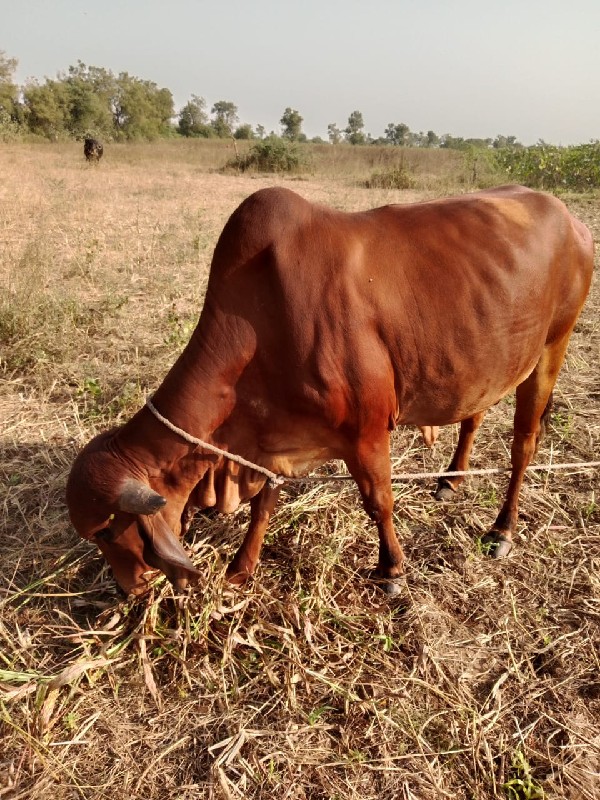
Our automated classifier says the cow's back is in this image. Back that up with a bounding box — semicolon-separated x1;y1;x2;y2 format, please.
205;186;593;428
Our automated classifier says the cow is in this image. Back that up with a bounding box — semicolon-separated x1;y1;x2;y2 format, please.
84;137;103;163
66;185;593;597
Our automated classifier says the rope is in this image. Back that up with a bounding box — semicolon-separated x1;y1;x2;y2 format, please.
145;396;285;487
146;396;599;487
326;461;600;483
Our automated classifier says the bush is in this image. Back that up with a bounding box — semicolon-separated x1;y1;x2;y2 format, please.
363;164;414;189
0;110;24;142
495;143;600;191
230;135;310;173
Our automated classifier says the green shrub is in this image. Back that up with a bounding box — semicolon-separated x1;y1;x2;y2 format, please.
460;146;504;187
0;110;23;142
363;164;415;189
230;135;310;173
495;142;600;191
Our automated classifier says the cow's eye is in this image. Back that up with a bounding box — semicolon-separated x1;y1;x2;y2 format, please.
95;527;114;543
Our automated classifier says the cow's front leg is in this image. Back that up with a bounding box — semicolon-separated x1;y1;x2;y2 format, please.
346;433;404;595
226;482;282;585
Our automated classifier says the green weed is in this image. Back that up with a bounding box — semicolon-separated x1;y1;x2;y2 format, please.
503;750;544;799
164;307;195;348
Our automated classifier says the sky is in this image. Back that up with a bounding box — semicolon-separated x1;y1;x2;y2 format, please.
2;0;599;145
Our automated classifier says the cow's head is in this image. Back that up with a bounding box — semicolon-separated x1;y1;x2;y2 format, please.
66;432;201;595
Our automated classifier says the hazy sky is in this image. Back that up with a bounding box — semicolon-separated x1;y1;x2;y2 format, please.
3;0;599;144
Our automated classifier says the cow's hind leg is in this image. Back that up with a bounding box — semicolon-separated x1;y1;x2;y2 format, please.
345;433;405;595
226;483;281;585
536;392;553;453
482;341;567;558
435;411;486;501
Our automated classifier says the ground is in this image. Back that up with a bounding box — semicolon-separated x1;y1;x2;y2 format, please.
0;142;599;800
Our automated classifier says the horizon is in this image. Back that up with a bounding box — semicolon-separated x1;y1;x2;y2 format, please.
3;0;599;146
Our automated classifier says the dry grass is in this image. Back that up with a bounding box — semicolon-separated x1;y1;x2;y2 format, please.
1;143;599;800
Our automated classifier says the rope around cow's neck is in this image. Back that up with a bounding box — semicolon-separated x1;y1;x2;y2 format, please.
145;396;600;487
145;396;285;487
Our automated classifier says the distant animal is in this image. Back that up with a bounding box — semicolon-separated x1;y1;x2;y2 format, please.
84;137;103;163
66;185;593;597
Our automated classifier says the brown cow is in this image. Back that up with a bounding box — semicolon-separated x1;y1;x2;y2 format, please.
66;186;593;596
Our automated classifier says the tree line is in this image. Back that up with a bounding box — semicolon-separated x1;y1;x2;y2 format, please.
0;52;527;150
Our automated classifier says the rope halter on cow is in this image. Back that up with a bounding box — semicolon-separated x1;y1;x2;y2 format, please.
146;396;600;488
145;396;285;488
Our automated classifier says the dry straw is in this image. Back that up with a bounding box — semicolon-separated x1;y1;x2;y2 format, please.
1;143;599;800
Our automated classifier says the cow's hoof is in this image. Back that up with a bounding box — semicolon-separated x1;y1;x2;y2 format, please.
368;570;403;596
480;532;513;559
381;579;403;596
434;481;456;502
225;566;252;586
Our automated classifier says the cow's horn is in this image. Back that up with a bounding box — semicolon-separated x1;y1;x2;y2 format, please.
118;478;167;515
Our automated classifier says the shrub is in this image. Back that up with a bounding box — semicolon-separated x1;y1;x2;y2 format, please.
495;142;600;191
230;135;310;173
460;146;504;187
363;164;415;189
0;110;23;142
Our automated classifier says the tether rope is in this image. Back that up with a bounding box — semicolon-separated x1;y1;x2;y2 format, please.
331;462;600;482
146;396;285;487
146;396;600;487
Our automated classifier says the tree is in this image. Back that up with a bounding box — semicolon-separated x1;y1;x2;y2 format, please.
23;79;72;139
345;110;366;145
0;51;19;118
493;134;521;149
234;123;255;140
23;63;174;141
280;107;303;141
327;123;342;145
465;137;493;149
406;131;424;147
440;134;467;150
178;95;212;137
425;130;440;148
211;100;238;137
112;73;174;140
62;62;115;138
385;122;410;146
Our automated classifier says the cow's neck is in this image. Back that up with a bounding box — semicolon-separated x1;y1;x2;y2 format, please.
117;299;258;489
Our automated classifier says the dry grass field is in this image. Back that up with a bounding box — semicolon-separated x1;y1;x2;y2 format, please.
1;141;599;800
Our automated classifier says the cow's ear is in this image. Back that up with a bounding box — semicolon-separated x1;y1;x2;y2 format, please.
138;513;201;585
118;479;166;516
